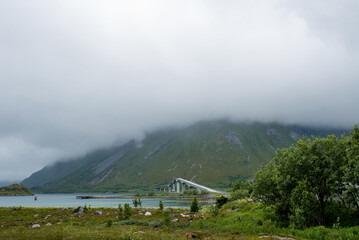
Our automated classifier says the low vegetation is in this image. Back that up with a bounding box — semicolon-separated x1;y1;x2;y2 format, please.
0;184;33;196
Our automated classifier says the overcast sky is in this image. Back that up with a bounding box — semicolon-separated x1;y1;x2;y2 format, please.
0;0;358;181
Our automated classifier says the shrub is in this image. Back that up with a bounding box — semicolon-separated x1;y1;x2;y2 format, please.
191;197;199;213
118;204;124;220
159;200;164;210
216;196;228;209
124;203;132;220
106;220;113;228
209;205;219;217
230;189;250;201
133;199;138;208
162;211;171;226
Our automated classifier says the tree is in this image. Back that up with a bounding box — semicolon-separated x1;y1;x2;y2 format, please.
253;134;347;227
343;124;359;211
190;197;199;213
230;180;253;201
133;199;138;208
159;200;164;210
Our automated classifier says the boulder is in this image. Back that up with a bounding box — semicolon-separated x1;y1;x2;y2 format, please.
95;211;103;215
78;207;84;213
144;211;152;216
45;223;52;226
31;224;40;228
180;213;190;218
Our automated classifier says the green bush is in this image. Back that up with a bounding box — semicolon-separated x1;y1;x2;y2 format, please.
124;203;132;220
230;189;250;201
106;219;113;228
118;204;124;220
209;205;219;217
191;197;199;213
215;196;228;209
162;211;171;226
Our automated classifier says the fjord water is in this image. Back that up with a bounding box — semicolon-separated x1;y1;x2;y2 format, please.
0;194;210;208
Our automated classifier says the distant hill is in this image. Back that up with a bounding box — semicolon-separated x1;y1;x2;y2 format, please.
21;120;348;193
0;184;34;196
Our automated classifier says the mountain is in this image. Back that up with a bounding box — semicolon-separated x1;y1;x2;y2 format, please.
21;120;348;193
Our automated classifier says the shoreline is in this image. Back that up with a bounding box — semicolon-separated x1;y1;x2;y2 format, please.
76;194;217;201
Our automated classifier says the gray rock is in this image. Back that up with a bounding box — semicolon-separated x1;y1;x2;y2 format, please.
44;215;51;219
144;211;152;216
31;224;40;228
95;211;103;215
45;223;52;226
78;207;84;213
33;214;39;218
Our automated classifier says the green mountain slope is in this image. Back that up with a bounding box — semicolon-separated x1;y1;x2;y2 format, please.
21;121;347;193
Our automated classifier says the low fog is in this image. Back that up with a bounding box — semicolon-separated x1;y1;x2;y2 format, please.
0;0;358;181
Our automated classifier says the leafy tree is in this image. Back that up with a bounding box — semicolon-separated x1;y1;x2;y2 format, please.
343;124;359;211
138;198;142;207
133;199;138;208
252;161;279;205
159;200;164;210
230;180;252;201
231;180;253;194
190;197;199;213
254;134;347;227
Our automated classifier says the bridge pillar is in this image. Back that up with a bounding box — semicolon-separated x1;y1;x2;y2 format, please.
172;182;175;192
168;186;171;193
176;181;180;193
182;183;186;193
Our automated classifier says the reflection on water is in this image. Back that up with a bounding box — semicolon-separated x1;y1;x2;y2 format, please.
0;194;213;208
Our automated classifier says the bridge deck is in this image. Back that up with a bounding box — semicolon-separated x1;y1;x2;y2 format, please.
173;178;224;194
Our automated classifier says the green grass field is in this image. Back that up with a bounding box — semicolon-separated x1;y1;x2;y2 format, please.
1;199;358;239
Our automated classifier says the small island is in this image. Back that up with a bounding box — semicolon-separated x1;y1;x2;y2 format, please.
0;184;34;196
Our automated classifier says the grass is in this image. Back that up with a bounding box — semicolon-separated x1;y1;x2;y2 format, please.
192;199;359;240
1;200;359;239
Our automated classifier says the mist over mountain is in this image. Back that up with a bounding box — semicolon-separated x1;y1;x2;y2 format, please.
22;120;348;193
1;1;359;181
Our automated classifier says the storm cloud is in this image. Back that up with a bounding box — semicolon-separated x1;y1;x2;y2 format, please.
0;0;358;180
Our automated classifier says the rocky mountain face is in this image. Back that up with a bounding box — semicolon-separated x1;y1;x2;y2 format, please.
21;120;347;193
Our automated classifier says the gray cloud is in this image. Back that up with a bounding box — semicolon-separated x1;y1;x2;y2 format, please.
0;0;358;180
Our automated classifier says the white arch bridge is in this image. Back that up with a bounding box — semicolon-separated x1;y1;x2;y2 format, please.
156;178;224;194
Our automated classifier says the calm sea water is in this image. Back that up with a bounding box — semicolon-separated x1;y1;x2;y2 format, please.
0;194;212;208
